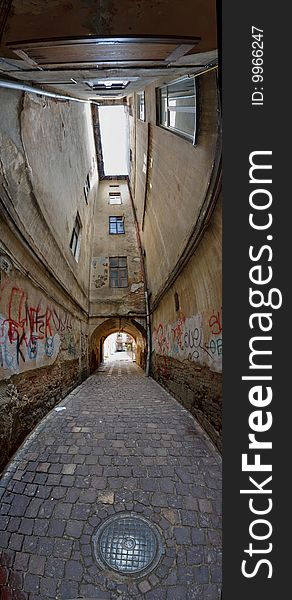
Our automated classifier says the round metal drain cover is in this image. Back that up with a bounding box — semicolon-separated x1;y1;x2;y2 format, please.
93;513;163;576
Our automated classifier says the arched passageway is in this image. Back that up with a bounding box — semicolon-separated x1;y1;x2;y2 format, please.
103;332;136;362
89;317;147;373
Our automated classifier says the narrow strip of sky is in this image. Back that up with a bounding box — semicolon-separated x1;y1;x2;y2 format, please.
99;105;129;176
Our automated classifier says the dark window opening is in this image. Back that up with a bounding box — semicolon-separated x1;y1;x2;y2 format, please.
174;292;180;312
84;173;91;203
109;216;125;235
109;256;128;288
70;214;82;261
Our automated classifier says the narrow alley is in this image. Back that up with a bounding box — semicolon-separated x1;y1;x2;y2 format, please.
0;2;221;599
0;357;221;599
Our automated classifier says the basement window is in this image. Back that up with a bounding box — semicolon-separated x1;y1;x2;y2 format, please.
109;216;125;235
109;257;128;288
70;214;82;262
109;191;122;205
157;77;197;143
137;91;145;121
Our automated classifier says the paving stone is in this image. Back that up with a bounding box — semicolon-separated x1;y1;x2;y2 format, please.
193;565;210;584
23;536;38;553
53;503;72;519
174;526;192;545
198;499;213;513
37;538;54;556
8;496;30;517
64;559;84;581
167;586;187;599
45;557;65;578
138;579;152;594
33;519;49;536
28;555;46;576
59;579;79;598
23;573;40;593
65;519;84;538
14;551;30;571
70;503;91;520
53;538;73;559
39;577;58;598
9;533;24;551
48;519;66;537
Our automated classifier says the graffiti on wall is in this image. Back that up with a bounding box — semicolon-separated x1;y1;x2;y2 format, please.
0;285;78;375
153;308;222;372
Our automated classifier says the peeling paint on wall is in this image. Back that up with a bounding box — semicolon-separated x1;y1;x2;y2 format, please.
131;282;144;293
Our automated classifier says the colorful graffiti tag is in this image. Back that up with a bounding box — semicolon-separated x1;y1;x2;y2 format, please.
0;285;76;375
153;309;222;372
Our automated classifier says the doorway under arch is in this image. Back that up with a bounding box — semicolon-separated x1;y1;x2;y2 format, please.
89;317;147;373
103;332;136;363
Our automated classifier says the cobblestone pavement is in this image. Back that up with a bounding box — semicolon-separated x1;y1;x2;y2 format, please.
0;359;222;600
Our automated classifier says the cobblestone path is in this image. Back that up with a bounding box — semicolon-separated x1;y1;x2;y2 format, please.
0;359;222;600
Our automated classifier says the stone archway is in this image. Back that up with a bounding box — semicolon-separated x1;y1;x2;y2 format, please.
89;317;147;372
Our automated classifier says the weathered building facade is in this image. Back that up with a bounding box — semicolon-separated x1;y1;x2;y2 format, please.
0;87;98;470
88;178;147;371
129;70;222;450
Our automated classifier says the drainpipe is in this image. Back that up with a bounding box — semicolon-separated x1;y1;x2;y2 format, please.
144;289;151;377
0;79;90;104
127;177;151;376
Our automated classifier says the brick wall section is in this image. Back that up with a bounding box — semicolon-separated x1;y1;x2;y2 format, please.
0;357;82;473
151;353;222;452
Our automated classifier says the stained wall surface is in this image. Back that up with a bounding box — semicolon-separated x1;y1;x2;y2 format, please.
89;179;145;318
0;88;98;470
151;198;222;449
129;70;222;450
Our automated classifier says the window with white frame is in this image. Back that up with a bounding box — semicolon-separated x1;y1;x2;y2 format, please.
70;214;82;261
109;191;122;204
157;77;197;143
137;91;145;121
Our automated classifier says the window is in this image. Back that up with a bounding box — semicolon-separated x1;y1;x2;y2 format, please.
70;214;82;261
109;216;125;235
109;257;128;288
137;91;145;121
86;80;129;92
157;77;197;142
109;191;122;205
84;173;90;203
174;292;180;312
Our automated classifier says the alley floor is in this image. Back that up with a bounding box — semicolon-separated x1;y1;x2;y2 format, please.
0;359;222;600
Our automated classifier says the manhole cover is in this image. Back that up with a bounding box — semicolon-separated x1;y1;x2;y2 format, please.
93;513;163;576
